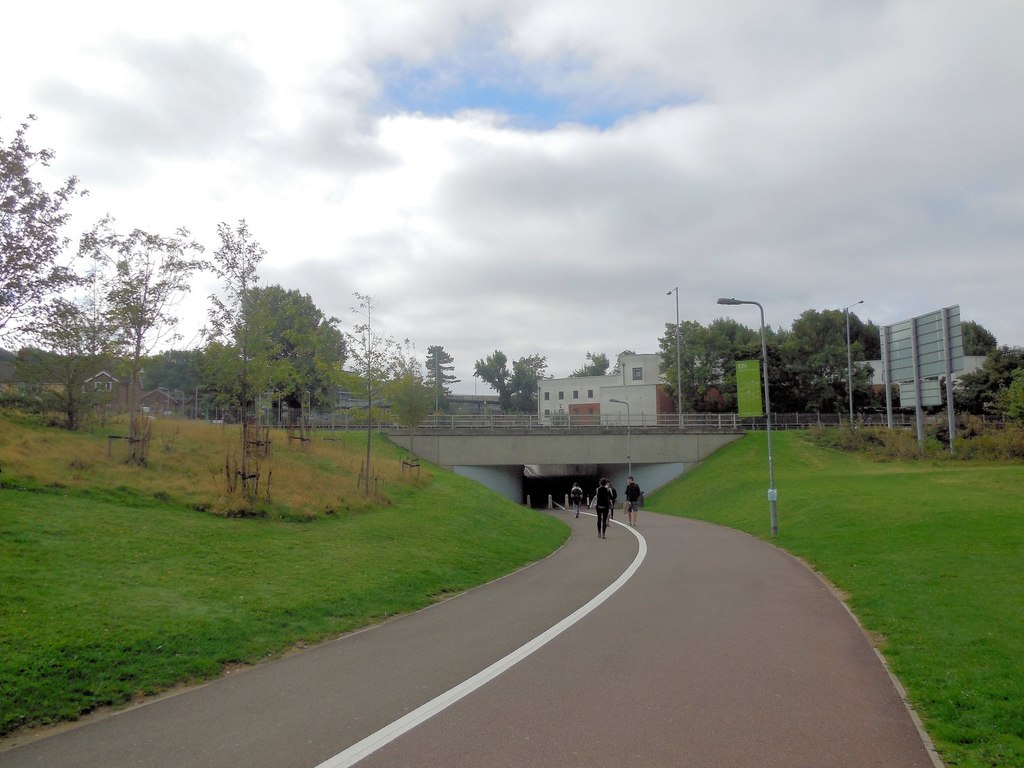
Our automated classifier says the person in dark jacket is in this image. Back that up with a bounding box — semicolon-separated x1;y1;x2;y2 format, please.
625;475;642;527
592;478;612;538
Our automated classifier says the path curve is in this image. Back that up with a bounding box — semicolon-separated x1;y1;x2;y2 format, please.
0;510;941;767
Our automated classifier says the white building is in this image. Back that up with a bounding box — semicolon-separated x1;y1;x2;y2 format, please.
537;353;672;426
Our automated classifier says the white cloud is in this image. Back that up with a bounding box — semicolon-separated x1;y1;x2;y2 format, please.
2;0;1022;393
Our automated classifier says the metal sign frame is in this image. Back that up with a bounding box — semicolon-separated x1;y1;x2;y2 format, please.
880;305;962;450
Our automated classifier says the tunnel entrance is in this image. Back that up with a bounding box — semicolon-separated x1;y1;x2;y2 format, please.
522;465;615;509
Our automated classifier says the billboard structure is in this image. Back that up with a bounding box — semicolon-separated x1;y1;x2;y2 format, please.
879;305;963;449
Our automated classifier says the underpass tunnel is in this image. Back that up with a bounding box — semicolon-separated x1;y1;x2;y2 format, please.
522;464;617;509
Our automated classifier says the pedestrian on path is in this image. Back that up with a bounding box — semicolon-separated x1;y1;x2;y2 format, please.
570;482;583;518
592;478;612;538
608;481;617;520
625;475;642;527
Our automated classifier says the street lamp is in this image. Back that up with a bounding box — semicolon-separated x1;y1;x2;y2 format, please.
667;287;681;428
717;297;777;537
844;300;864;427
609;398;632;478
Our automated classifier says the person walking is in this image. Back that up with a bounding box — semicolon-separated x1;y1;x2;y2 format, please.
608;481;618;520
570;482;583;518
625;475;642;527
592;478;612;538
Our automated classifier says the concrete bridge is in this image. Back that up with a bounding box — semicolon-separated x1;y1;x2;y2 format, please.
388;427;743;506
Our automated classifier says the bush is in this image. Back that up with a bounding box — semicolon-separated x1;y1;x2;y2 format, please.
808;418;1024;461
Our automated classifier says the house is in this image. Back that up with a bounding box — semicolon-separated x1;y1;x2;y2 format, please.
138;387;185;416
537;353;673;426
84;371;130;412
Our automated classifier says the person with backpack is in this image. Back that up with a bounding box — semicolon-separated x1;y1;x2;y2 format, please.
569;482;583;518
592;478;613;538
625;475;642;527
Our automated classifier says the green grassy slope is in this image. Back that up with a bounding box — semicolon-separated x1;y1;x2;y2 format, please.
647;431;1024;768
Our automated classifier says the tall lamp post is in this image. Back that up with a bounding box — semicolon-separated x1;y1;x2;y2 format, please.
717;297;777;537
666;287;682;428
844;300;864;427
609;398;632;478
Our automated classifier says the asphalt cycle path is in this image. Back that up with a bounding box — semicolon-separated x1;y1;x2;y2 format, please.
1;509;941;768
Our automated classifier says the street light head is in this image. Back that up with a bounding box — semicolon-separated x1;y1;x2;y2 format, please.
609;398;625;404
717;297;742;305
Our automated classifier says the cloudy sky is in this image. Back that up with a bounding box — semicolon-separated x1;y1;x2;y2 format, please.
3;1;1022;393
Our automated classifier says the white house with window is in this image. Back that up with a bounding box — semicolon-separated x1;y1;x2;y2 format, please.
537;353;672;425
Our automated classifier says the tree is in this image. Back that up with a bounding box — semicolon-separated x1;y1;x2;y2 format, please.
204;219;267;419
961;320;998;357
570;352;610;378
346;293;399;495
658;318;760;412
474;350;512;411
955;346;1024;415
18;293;118;429
388;341;434;454
1;115;85;342
204;219;267;500
994;368;1024;423
81;217;206;461
779;310;857;413
610;351;636;375
509;354;548;413
424;344;459;412
474;351;548;413
243;285;347;416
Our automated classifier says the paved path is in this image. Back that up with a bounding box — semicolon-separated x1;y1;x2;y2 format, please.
1;510;941;767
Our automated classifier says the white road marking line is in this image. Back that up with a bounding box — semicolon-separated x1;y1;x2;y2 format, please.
313;518;647;768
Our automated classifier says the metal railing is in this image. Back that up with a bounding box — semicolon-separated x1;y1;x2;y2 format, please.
397;412;912;431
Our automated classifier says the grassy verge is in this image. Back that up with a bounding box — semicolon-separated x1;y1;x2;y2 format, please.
0;416;567;738
646;430;1024;768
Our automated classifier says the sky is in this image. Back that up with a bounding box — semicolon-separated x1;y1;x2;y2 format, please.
3;1;1023;394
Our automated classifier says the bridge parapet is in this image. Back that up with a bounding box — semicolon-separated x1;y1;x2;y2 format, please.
388;429;743;468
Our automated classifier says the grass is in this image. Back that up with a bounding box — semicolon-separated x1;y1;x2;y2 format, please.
0;413;568;738
646;430;1024;768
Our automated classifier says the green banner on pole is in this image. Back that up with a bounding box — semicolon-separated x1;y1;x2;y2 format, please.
736;360;763;417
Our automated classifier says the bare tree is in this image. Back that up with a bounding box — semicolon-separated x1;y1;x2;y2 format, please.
205;220;267;500
346;293;399;495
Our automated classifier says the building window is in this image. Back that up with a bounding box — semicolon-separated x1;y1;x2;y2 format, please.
95;381;112;392
588;389;594;398
632;367;643;381
558;391;564;400
544;409;551;417
572;390;579;399
544;392;550;401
